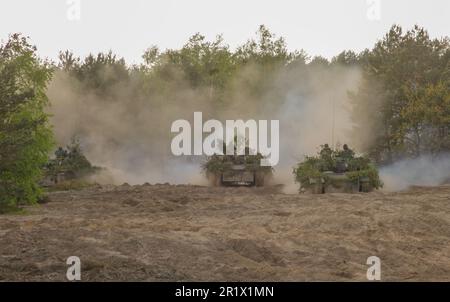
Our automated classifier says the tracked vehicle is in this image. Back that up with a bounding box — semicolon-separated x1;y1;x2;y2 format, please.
41;141;100;187
204;151;272;187
293;144;382;194
203;135;273;187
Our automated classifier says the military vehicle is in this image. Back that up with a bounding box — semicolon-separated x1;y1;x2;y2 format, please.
293;144;382;194
41;141;100;187
203;136;273;187
204;153;270;187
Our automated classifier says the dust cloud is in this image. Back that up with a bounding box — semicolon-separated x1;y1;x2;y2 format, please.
379;154;450;191
46;63;362;188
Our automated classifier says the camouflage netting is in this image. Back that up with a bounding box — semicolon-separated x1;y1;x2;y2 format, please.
202;138;273;175
202;152;273;174
43;139;101;183
293;144;383;191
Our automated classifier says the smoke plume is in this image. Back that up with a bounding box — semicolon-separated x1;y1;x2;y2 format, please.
379;154;450;191
46;62;362;189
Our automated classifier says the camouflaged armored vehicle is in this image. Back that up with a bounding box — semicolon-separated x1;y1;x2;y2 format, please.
293;144;382;194
41;141;100;187
203;147;272;187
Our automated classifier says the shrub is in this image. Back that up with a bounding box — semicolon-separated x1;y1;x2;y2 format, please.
0;34;54;212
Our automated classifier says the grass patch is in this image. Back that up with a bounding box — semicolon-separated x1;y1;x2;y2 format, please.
44;179;94;192
0;204;29;215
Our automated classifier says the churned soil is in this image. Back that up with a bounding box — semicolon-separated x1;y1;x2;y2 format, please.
1;183;449;281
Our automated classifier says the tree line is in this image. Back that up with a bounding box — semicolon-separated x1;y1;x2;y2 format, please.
0;25;449;211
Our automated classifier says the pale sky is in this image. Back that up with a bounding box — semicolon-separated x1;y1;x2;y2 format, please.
0;0;449;64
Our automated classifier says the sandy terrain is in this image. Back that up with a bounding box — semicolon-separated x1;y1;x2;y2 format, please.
0;183;449;281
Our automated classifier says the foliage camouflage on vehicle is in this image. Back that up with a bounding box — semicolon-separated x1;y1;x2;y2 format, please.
203;153;272;173
43;139;101;184
293;144;383;193
202;138;273;186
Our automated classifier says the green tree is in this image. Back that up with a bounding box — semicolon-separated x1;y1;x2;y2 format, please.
59;50;129;95
331;50;359;66
0;34;54;212
350;25;450;162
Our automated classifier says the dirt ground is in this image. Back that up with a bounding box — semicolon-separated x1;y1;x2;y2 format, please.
1;183;449;281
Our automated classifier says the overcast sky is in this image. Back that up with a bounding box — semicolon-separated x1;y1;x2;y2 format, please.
0;0;449;64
